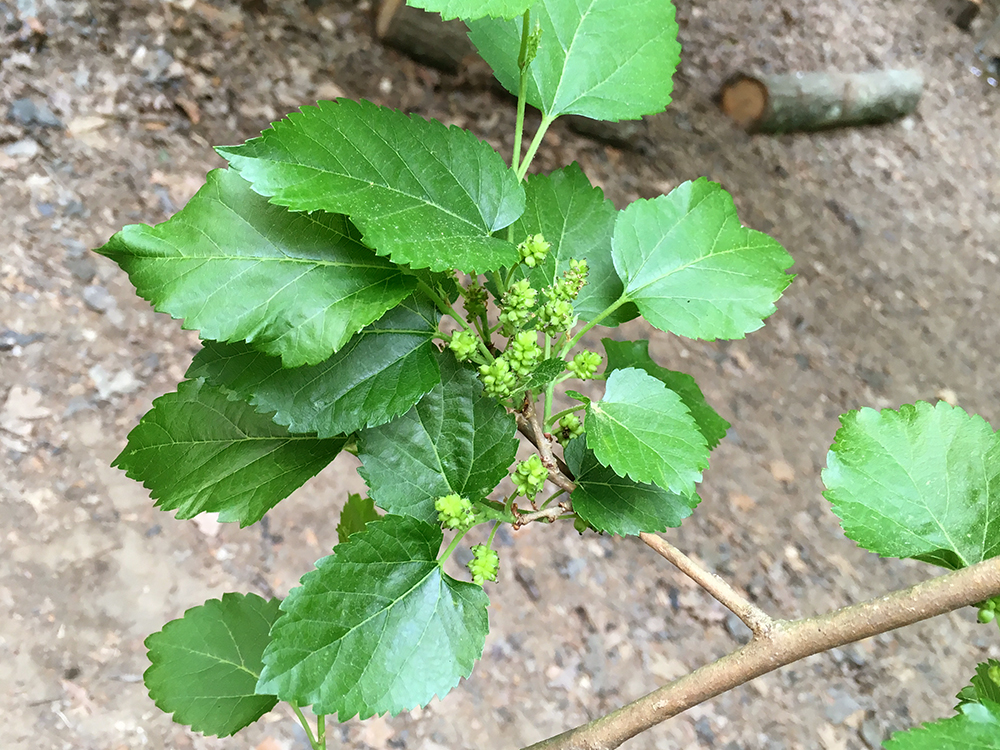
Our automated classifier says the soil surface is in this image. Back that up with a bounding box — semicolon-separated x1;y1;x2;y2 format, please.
3;1;1000;749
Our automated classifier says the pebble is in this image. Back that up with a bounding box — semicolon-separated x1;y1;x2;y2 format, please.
82;285;115;313
694;717;715;746
8;97;64;128
859;718;883;749
824;687;862;724
64;256;97;282
4;139;39;158
88;364;143;399
0;329;43;350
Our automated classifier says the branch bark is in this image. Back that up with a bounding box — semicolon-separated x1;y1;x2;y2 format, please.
522;554;1000;750
639;533;774;636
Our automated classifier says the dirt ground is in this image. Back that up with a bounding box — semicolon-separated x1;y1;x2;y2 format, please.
3;0;1000;748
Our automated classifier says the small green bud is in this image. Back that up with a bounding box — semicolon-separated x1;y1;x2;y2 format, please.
449;330;478;361
979;607;997;624
498;279;537;334
556;413;584;444
547;259;589;303
508;330;542;376
512;454;547;499
517;234;550;268
463;280;488;318
468;544;500;585
538;297;576;335
567;350;602;380
573;516;590;534
479;357;516;398
435;493;475;530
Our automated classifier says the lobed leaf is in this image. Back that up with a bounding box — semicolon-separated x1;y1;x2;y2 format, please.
144;593;281;737
509;164;637;326
96;168;414;368
358;351;519;521
584;368;709;496
217;99;524;273
823;401;1000;569
257;515;489;718
565;438;699;536
467;0;681;121
883;700;1000;750
336;493;381;543
114;379;346;527
613;178;793;341
602;338;729;448
406;0;533;20
957;660;1000;708
187;296;442;438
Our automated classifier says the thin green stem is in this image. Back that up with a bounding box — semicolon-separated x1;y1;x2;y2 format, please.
512;10;532;173
486;520;501;548
503;490;517;517
317;714;326;749
543;338;554;423
417;280;468;331
546;405;584;429
539;487;567;510
291;705;321;750
491;269;507;299
516;114;556;181
560;294;629;358
438;527;471;564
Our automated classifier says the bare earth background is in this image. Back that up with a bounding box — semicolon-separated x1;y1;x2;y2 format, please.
3;0;1000;748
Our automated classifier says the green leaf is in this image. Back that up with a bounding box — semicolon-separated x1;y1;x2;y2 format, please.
96;168;414;368
144;593;281;737
257;515;489;718
358;352;519;522
585;368;709;496
468;0;681;120
217;99;523;273
602;338;730;448
509;164;637;326
565;438;699;536
958;661;1000;708
613;178;793;341
187;296;442;438
884;700;1000;750
337;493;381;543
406;0;532;20
114;379;346;527
823;401;1000;569
513;356;567;399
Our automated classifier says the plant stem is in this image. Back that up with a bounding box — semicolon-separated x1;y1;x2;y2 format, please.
512;10;532;173
560;294;629;358
516;505;569;525
437;527;470;564
416;279;467;331
317;714;326;749
516;114;556;181
640;533;773;636
520;553;1000;750
546;405;584;430
542;338;554;423
515;409;576;493
291;705;321;750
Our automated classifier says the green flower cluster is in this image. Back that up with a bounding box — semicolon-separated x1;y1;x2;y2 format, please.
498;279;537;334
479;358;516;398
979;596;1000;624
538;259;589;336
507;331;541;376
567;350;602;380
435;493;475;530
468;545;500;585
555;413;584;444
517;234;551;268
449;330;478;362
512;454;547;499
463;279;488;318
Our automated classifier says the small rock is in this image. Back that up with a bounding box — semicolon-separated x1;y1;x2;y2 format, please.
4;139;39;159
0;330;43;350
7;98;62;128
62;238;88;258
64;256;97;282
62;396;93;419
825;687;862;724
82;285;115;313
88;364;143;399
769;459;796;483
514;564;541;602
859;718;882;749
63;200;86;218
724;613;752;644
694;717;715;746
1;385;52;437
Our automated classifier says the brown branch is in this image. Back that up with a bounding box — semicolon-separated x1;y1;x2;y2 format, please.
515;410;576;493
521;554;1000;750
639;533;774;636
514;504;571;527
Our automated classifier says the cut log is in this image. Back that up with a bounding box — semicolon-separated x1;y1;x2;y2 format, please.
719;70;923;133
375;0;474;73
